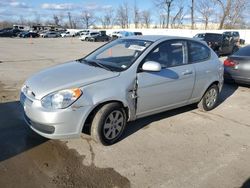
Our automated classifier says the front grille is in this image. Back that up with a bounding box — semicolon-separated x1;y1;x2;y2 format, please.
24;114;55;134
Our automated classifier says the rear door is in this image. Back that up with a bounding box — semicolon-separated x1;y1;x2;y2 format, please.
136;40;195;116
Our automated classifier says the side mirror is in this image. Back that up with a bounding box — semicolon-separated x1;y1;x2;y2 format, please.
142;61;161;72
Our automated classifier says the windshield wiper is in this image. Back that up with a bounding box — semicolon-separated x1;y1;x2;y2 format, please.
81;59;112;71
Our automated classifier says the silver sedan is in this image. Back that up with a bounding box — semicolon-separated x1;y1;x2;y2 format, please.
20;35;223;145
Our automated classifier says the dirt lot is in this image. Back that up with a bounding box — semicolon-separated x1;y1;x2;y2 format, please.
0;38;250;188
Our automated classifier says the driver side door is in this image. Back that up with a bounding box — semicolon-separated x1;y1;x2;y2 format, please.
136;40;195;117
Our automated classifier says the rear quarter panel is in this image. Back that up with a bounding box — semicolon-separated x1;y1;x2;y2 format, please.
190;51;223;103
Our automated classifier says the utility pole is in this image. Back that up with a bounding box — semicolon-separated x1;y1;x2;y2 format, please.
191;0;194;29
165;0;173;29
68;12;73;29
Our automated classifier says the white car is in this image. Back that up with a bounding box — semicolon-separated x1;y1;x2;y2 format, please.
79;31;99;41
61;31;73;37
112;31;135;39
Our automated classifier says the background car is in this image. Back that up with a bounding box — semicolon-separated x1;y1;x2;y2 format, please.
19;31;39;38
224;45;250;85
223;31;240;43
0;28;12;33
79;31;99;41
194;32;239;56
0;28;21;37
134;32;143;36
111;31;135;40
42;31;60;38
88;31;110;42
61;31;75;37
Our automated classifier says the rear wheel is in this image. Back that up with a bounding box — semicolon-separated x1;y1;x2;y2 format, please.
91;103;127;145
198;85;219;111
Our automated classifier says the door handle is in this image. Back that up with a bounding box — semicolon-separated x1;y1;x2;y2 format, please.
182;70;193;75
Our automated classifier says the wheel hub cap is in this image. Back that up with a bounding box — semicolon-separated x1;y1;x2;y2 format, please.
103;110;124;140
205;88;217;108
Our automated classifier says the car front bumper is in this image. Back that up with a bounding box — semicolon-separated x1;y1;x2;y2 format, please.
20;92;92;139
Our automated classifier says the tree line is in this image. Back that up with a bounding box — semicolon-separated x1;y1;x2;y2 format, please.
0;0;249;30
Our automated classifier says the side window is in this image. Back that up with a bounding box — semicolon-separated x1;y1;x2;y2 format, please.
144;40;187;68
188;42;210;63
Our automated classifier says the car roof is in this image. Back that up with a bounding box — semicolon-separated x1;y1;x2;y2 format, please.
123;35;203;42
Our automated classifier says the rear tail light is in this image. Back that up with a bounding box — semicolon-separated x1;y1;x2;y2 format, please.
224;59;237;67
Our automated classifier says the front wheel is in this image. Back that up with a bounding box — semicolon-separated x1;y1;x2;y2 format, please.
198;85;219;111
91;103;127;145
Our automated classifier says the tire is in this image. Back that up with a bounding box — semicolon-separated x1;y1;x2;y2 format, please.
91;103;127;145
198;85;219;111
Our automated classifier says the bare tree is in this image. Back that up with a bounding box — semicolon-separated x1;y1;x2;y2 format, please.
213;0;232;29
81;10;96;29
53;15;60;26
0;21;14;29
155;0;174;28
19;15;27;25
225;0;247;28
159;13;166;28
214;0;248;29
34;12;41;24
141;10;151;28
116;2;130;28
171;6;185;28
133;1;140;28
100;7;114;29
196;0;215;29
68;12;73;29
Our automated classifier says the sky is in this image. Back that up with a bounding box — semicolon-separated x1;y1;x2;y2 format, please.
0;0;158;23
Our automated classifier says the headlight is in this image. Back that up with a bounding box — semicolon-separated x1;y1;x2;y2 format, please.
41;88;82;109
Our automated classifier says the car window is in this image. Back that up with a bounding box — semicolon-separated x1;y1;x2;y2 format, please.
144;40;187;68
204;34;222;42
188;41;210;63
90;32;99;36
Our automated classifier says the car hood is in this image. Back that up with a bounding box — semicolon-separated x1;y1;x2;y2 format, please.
25;60;120;99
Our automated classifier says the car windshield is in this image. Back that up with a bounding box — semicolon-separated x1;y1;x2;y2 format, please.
82;39;152;72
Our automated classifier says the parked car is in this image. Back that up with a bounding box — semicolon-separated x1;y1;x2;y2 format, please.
0;28;12;32
224;45;250;85
222;31;245;45
134;32;143;36
61;31;76;37
0;28;21;37
19;31;39;38
79;31;99;41
223;31;240;42
194;33;239;56
77;29;91;36
61;31;72;37
88;31;110;42
0;30;13;37
111;31;135;40
20;35;223;145
42;31;60;38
